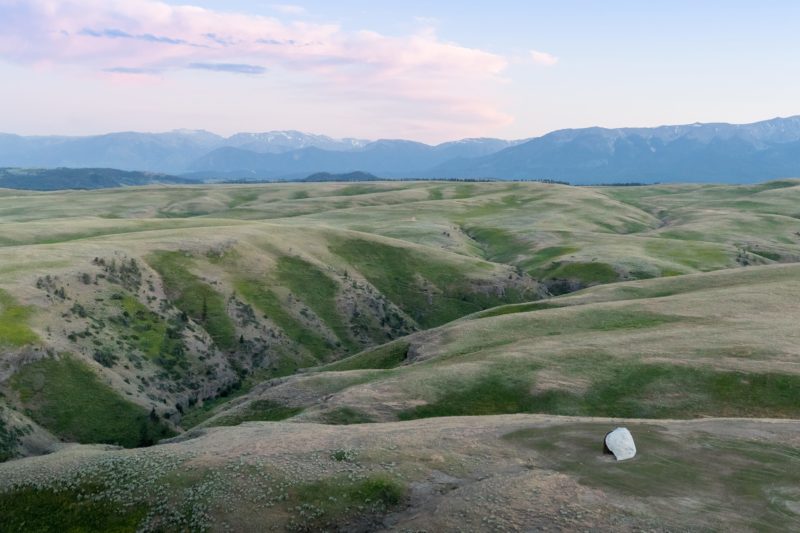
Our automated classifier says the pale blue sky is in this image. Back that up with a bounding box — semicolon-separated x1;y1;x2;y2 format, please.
1;1;798;142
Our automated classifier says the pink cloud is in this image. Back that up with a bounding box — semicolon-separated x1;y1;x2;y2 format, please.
0;0;512;137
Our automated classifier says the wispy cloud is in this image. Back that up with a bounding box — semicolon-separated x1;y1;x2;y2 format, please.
0;0;512;137
79;27;200;46
256;38;301;46
104;66;161;74
531;49;559;66
188;62;266;74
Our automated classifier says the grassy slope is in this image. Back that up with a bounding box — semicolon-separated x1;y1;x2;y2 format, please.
230;263;800;423
275;255;358;350
329;237;528;328
10;356;174;447
147;251;236;351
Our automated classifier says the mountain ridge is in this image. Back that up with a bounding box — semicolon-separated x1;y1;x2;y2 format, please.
433;115;800;183
2;116;800;183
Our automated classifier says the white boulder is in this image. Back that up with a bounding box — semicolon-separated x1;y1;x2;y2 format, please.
604;427;636;461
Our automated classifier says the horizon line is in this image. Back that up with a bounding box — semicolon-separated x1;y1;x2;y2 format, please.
3;113;799;146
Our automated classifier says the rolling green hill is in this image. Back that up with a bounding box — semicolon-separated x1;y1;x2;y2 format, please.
221;262;800;426
2;180;800;449
1;180;800;530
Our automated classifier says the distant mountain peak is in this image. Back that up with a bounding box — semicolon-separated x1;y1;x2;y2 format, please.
226;130;370;153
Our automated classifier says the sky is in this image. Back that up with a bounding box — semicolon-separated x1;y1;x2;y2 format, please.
0;0;799;143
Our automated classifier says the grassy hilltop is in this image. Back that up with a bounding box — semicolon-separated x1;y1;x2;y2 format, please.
1;180;800;530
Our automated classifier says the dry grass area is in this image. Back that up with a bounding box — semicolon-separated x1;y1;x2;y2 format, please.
1;415;798;531
2;180;800;530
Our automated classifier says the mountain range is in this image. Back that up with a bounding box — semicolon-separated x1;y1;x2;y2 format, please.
2;116;800;183
433;116;800;183
0;130;373;174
